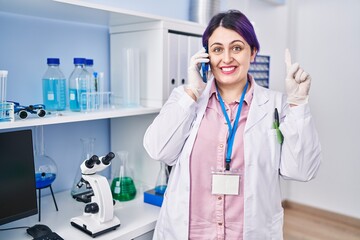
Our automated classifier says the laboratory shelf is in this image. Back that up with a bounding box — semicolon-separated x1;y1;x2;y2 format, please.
0;0;204;29
0;190;160;240
0;107;160;130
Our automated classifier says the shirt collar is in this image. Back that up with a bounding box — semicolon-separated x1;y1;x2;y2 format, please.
208;75;255;105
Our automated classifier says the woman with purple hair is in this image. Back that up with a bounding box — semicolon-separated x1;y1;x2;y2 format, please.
144;10;321;240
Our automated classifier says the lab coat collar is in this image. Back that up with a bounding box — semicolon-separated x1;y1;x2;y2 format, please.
244;81;269;133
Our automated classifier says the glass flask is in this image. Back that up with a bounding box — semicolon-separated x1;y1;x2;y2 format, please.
155;162;169;195
111;151;137;201
71;138;95;200
33;126;57;189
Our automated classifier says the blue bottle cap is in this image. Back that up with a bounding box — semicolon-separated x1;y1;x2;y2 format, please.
73;58;86;65
47;58;60;65
85;59;94;66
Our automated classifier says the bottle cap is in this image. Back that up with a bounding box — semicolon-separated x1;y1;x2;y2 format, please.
73;58;86;65
85;59;94;66
0;70;8;77
47;58;60;65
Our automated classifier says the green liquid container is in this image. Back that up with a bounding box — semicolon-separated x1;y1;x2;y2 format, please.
111;151;137;201
111;176;137;201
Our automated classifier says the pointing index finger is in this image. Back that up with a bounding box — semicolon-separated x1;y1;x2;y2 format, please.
285;48;292;70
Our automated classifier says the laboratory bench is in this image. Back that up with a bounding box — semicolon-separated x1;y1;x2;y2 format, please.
0;190;160;240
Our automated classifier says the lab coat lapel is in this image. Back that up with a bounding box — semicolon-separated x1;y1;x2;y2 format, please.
245;85;269;133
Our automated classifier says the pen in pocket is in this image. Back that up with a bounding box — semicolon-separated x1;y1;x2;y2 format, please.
273;108;283;144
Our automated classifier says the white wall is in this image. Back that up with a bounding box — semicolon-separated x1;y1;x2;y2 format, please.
286;0;360;219
228;0;360;219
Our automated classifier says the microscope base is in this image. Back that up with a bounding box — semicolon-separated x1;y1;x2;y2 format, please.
71;215;120;238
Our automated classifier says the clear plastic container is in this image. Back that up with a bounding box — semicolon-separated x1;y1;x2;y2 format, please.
42;58;66;111
69;58;90;112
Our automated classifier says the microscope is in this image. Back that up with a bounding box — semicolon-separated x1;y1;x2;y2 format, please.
71;152;121;237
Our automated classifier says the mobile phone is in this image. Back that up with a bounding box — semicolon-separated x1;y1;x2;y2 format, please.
201;45;209;83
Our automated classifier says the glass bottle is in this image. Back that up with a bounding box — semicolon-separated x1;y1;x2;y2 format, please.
42;58;66;111
111;151;137;201
155;162;169;195
69;58;90;112
71;138;95;200
34;126;57;189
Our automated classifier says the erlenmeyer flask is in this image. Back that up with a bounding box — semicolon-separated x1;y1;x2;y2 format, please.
111;151;136;201
155;162;169;195
34;126;57;189
71;138;95;201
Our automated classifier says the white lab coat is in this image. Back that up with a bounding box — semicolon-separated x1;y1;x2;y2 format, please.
144;78;321;240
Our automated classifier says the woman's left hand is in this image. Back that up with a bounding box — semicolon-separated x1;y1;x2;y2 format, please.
285;48;312;105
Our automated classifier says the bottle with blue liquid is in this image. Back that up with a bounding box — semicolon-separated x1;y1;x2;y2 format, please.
42;58;66;111
69;58;90;111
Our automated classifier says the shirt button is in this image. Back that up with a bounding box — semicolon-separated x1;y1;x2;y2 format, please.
218;222;223;226
219;144;224;148
218;196;222;200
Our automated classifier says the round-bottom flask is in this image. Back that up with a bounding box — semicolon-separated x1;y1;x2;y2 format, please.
111;151;136;201
34;126;57;189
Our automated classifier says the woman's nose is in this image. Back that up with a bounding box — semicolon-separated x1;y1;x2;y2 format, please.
222;50;233;64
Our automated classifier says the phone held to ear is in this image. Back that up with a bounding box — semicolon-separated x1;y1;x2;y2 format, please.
201;46;209;83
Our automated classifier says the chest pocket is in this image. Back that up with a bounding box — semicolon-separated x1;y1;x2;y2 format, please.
267;129;281;170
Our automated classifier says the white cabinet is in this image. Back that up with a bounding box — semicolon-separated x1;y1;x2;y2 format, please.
110;21;204;108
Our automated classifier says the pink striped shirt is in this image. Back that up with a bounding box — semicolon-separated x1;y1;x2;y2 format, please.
189;78;254;240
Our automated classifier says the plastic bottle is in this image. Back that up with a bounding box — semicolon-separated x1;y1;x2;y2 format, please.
69;58;90;111
42;58;66;111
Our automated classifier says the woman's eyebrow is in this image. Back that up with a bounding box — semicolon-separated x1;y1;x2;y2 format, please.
210;40;245;47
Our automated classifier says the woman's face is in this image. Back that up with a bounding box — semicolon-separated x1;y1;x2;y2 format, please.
208;26;256;86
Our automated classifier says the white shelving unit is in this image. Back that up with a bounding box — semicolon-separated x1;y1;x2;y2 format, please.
0;1;205;238
0;107;160;130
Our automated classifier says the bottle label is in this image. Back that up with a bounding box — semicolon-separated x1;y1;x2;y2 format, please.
47;92;55;101
70;92;76;100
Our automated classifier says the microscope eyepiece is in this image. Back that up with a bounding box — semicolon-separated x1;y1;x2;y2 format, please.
102;152;115;165
85;155;99;168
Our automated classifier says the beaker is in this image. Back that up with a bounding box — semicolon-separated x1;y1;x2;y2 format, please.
155;162;169;195
110;150;137;201
71;138;95;200
33;126;57;189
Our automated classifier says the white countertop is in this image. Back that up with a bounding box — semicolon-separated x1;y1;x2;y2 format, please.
0;190;160;240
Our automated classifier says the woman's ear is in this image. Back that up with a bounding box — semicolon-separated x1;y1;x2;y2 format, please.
251;48;258;62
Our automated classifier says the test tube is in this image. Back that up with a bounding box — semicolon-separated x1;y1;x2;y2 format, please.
0;70;13;122
0;70;8;104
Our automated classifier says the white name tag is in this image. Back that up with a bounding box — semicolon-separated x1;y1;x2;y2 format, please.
211;172;240;195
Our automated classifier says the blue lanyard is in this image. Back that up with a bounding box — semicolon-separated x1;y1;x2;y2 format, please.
216;81;249;171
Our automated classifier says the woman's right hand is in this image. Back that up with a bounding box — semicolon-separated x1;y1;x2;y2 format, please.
186;47;210;100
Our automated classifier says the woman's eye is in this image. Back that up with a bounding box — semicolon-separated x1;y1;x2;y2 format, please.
212;47;223;53
232;46;242;52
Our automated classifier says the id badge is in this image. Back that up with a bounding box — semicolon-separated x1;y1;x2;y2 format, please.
211;170;240;195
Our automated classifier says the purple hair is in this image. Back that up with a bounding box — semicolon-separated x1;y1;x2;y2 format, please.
202;10;260;54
